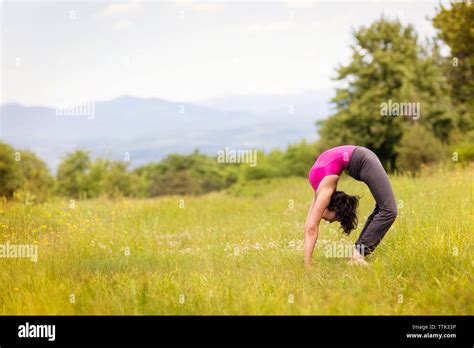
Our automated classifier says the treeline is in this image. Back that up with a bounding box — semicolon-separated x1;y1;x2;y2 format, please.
1;1;473;203
1;133;472;203
0;141;319;202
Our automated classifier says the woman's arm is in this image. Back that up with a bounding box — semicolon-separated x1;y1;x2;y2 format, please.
305;194;316;224
304;177;338;268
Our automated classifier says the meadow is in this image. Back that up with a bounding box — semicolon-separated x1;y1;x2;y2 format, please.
0;165;472;315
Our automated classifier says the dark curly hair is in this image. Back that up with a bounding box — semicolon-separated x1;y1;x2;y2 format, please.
327;191;359;234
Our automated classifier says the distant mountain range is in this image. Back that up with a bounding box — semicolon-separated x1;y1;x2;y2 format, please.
0;90;333;173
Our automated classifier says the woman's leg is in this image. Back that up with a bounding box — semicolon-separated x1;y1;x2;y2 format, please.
355;152;397;256
357;204;379;240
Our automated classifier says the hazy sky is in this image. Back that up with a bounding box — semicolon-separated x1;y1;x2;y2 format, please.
1;0;447;107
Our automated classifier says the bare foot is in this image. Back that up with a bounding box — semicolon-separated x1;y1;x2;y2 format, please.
349;248;368;266
348;258;369;267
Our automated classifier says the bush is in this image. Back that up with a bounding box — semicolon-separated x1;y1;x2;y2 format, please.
137;150;235;196
16;150;54;203
0;142;21;198
282;140;318;177
452;142;474;164
56;150;93;199
243;150;285;181
0;144;53;202
395;123;447;172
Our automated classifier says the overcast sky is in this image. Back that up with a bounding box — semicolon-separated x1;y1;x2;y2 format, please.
1;0;448;107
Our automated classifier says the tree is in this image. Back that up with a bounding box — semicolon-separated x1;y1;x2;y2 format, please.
243;150;285;181
137;150;233;196
395;123;447;172
102;161;138;198
433;0;474;132
87;158;108;198
16;150;54;202
317;18;454;170
0;144;53;202
56;150;92;198
282;140;318;177
0;142;21;198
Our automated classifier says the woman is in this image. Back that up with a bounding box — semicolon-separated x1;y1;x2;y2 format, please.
304;145;397;267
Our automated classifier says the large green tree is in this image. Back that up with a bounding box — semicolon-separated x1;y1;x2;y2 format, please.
318;18;454;170
433;0;474;132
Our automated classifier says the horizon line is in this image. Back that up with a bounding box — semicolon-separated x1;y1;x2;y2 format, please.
0;88;335;109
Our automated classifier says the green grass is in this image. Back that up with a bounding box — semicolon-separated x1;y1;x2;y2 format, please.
0;165;472;315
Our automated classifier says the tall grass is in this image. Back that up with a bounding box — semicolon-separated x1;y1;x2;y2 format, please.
0;166;472;314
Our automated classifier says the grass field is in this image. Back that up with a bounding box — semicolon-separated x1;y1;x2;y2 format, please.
0;166;472;315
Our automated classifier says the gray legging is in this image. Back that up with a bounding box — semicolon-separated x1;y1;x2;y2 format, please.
347;146;397;256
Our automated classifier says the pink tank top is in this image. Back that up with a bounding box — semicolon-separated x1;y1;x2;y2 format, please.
308;145;356;191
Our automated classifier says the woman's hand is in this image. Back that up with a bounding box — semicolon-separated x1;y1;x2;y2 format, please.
304;224;318;268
